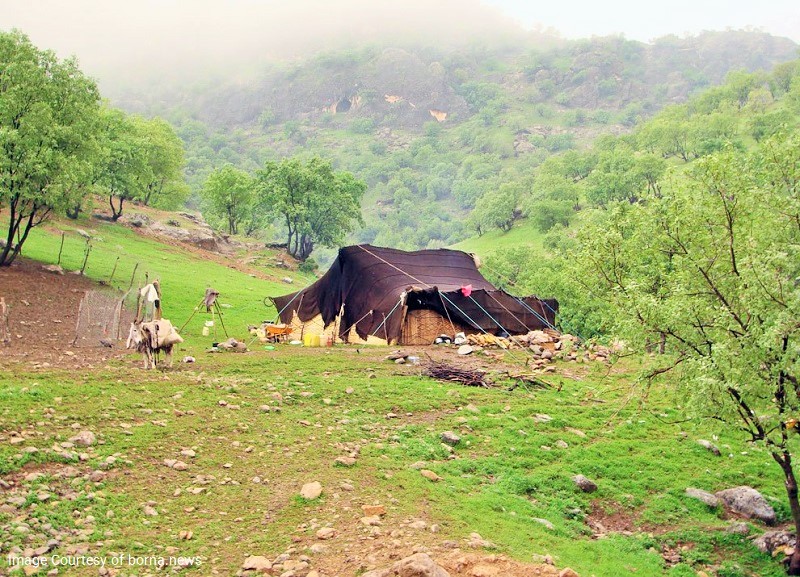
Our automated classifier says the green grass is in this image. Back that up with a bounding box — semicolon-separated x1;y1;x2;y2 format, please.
0;216;788;576
451;218;545;257
0;349;787;576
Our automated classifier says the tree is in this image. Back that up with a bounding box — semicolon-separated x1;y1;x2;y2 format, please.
200;165;254;235
574;135;800;573
0;30;101;266
133;116;188;209
257;157;365;261
468;184;521;233
96;108;150;221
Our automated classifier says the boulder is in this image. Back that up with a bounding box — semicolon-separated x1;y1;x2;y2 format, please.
715;486;776;525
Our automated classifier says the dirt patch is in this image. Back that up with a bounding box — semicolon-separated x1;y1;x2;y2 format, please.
0;258;128;369
586;500;640;536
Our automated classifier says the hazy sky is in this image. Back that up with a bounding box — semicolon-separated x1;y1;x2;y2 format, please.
483;0;800;43
1;0;797;85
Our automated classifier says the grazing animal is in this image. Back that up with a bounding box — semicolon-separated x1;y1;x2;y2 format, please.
126;319;183;369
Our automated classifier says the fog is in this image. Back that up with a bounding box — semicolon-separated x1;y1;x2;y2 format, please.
0;0;530;89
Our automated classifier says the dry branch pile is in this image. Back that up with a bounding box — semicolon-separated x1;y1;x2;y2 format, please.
424;362;491;388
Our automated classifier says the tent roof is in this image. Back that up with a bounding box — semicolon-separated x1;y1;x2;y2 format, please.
272;244;557;342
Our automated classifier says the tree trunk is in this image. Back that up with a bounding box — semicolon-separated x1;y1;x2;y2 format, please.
775;453;800;574
3;212;35;267
110;195;124;221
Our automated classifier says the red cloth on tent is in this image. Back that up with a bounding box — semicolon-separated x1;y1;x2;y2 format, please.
461;284;472;297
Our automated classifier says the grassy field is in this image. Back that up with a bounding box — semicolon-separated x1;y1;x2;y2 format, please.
0;345;787;577
451;218;545;257
0;217;789;576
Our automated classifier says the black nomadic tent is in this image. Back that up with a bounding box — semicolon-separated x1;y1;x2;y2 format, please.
271;244;558;345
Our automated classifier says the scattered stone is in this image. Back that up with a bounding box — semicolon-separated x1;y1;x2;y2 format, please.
309;543;327;554
180;449;196;458
685;488;720;508
531;414;552;424
242;555;272;572
533;518;555;530
726;522;750;535
457;345;474;356
420;470;442;482
142;505;159;517
361;515;382;526
715;486;776;525
409;520;427;530
361;553;450;577
440;431;461;446
182;356;195;363
565;427;587;438
572;475;598;493
70;431;96;447
554;439;569;449
362;504;386;517
316;527;336;540
697;439;721;456
470;565;500;577
172;461;189;471
753;530;794;554
466;532;496;549
335;456;357;467
559;569;580;577
301;481;323;500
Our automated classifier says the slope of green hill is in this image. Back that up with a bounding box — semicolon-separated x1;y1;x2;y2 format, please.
14;215;315;339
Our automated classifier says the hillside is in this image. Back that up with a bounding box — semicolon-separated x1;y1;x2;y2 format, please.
114;31;798;252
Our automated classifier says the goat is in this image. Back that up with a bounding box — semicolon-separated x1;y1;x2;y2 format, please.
126;319;183;369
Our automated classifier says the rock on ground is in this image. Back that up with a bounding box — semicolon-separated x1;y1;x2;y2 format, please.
572;474;597;493
753;530;795;554
715;486;776;525
697;439;721;456
70;431;96;447
241;555;272;571
685;488;720;508
361;553;451;577
300;481;323;500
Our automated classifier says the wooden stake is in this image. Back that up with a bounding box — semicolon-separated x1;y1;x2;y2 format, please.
0;297;10;346
80;239;91;275
108;256;119;285
56;232;65;266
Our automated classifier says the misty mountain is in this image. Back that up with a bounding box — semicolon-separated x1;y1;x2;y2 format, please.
110;29;797;252
117;30;796;131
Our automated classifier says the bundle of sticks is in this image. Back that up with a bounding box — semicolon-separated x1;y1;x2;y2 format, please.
424;361;491;388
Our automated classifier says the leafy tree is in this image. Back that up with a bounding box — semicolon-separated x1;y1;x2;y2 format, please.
0;30;101;266
468;184;521;233
574;135;800;573
200;165;254;235
96;108;150;221
132;116;189;209
257;157;365;261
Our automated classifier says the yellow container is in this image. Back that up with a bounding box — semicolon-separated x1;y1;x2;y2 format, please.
310;334;321;347
303;334;313;347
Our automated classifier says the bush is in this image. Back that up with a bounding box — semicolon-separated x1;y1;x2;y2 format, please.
298;258;318;274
